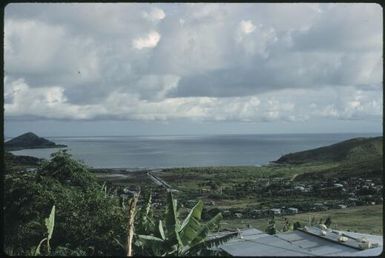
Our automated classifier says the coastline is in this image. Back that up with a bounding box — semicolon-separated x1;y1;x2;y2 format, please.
6;145;67;151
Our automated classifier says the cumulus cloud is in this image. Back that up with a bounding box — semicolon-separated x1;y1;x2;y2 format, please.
5;77;381;123
4;78;106;119
133;31;161;49
240;20;256;34
3;3;382;124
143;7;166;21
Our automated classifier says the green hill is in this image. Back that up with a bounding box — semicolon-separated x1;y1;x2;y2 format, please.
4;151;42;166
275;136;383;164
4;132;67;151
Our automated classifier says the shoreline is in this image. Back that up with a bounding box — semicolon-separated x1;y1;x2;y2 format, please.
90;164;271;174
6;145;68;152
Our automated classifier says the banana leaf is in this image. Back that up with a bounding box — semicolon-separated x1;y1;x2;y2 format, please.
190;213;223;247
179;200;204;245
164;192;183;247
45;205;55;241
186;231;239;256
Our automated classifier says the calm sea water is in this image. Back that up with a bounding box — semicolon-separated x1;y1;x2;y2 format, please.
8;133;381;169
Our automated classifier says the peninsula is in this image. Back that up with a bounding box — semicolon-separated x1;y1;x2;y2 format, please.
4;132;67;151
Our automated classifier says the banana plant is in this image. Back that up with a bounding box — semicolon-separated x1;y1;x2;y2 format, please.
135;192;238;256
34;205;55;255
136;194;155;235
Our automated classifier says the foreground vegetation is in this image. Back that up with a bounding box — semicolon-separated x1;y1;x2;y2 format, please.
4;151;127;255
3;151;233;256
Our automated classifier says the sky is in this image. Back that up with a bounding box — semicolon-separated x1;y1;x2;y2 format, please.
3;3;383;137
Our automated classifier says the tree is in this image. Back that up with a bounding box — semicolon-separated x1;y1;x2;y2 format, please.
293;221;302;230
325;217;332;228
265;216;277;235
134;191;238;256
4;150;127;256
126;192;140;256
282;217;293;232
39;150;98;188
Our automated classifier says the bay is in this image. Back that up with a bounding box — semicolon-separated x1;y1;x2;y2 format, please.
8;133;381;169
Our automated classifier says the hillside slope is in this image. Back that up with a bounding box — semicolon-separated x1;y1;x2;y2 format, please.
4;151;42;166
4;132;67;151
275;136;383;165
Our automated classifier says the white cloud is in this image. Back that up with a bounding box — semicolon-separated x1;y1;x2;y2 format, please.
5;19;66;73
4;3;382;125
5;78;381;123
4;78;105;119
143;7;166;21
240;20;256;34
133;31;161;49
4;18;102;87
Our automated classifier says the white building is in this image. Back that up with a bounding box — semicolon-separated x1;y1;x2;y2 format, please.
287;207;299;214
270;208;281;215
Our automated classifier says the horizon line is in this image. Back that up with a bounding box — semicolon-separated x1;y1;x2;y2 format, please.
4;131;383;139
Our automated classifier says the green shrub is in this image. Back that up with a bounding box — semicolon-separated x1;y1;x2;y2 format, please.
4;151;126;256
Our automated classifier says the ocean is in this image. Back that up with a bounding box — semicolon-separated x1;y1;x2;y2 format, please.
8;133;381;169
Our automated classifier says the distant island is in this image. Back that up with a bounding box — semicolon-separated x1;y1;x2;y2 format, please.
4;132;67;151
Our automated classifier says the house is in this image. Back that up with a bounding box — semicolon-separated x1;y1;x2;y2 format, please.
270;208;281;215
205;200;216;206
234;213;243;218
223;210;231;217
287;207;299;214
123;187;135;194
294;186;305;191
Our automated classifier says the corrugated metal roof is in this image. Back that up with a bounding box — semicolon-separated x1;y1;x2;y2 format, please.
339;230;383;246
214;227;383;256
220;236;315;256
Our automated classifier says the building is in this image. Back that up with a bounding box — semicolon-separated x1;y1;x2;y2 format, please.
210;226;382;256
270;208;281;215
294;186;305;191
234;213;243;218
287;207;299;214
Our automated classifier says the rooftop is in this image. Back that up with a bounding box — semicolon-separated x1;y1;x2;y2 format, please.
211;227;383;256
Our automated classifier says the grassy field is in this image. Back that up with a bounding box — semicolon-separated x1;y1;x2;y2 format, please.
222;205;383;235
94;162;383;236
160;162;340;183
